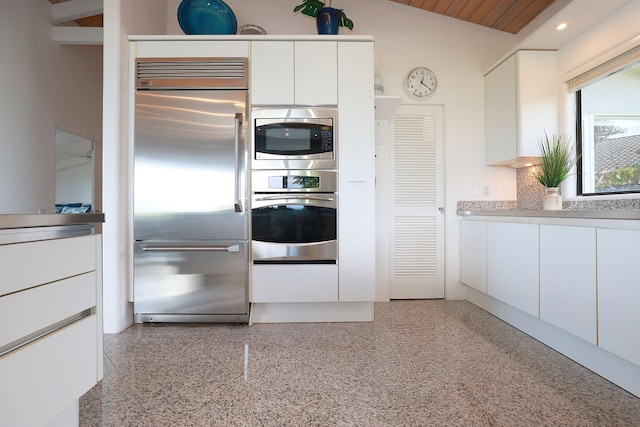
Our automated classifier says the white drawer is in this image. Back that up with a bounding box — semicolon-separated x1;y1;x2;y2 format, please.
252;264;338;303
0;235;96;297
0;272;96;349
0;316;98;427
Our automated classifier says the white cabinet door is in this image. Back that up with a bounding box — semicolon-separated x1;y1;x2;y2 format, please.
460;220;487;293
487;222;539;317
337;41;375;301
597;228;640;366
295;41;338;105
485;54;517;165
0;235;96;297
485;50;558;166
539;225;596;344
0;316;97;427
250;41;337;106
252;264;338;303
250;41;294;105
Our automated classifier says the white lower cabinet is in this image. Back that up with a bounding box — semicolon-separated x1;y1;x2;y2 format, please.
597;228;640;366
0;316;97;427
461;217;640;397
487;222;539;317
460;220;487;293
252;264;338;303
0;232;101;427
539;225;596;344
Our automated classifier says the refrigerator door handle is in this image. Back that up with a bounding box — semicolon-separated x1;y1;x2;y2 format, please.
141;244;240;252
234;112;243;213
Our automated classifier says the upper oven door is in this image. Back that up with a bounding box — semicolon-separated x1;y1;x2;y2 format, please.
252;107;337;170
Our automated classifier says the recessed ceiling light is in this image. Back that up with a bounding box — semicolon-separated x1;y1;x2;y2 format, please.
556;22;568;31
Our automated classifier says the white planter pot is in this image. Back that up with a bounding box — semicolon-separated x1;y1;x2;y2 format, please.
542;187;563;210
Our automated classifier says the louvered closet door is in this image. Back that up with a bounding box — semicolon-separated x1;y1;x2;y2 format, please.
389;105;444;299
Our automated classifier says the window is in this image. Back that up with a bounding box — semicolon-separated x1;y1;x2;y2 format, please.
576;62;640;195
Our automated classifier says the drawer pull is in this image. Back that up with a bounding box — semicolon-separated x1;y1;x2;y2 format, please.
0;307;94;358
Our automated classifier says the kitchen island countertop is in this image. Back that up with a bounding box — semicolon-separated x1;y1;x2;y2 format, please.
0;213;105;230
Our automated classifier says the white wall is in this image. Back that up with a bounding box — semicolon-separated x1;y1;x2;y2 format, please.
103;0;167;333
0;1;102;215
0;2;54;214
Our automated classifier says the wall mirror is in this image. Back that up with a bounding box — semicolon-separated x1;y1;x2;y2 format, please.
55;128;97;213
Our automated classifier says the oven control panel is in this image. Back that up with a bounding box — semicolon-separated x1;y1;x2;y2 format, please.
252;170;337;193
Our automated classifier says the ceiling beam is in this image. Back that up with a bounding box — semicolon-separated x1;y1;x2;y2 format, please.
52;0;103;24
52;26;103;45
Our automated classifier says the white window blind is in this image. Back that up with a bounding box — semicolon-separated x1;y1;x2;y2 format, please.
567;45;640;92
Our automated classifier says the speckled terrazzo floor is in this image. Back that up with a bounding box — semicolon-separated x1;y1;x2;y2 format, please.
80;300;640;426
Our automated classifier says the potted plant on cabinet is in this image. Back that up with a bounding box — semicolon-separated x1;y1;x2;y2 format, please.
533;132;579;210
293;0;354;34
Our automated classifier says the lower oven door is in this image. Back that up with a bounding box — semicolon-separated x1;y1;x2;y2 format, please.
251;193;337;264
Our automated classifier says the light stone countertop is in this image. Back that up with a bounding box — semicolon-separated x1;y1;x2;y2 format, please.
457;198;640;221
457;209;640;220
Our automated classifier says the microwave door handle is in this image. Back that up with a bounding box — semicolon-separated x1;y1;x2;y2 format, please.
234;113;243;213
255;195;335;202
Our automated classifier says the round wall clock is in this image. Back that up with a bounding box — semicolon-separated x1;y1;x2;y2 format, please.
404;67;437;101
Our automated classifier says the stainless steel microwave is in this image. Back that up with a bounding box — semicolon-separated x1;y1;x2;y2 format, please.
252;107;337;170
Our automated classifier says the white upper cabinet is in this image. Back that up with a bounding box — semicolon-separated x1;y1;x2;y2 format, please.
250;41;294;105
485;50;559;167
251;41;338;106
133;40;250;59
295;41;338;105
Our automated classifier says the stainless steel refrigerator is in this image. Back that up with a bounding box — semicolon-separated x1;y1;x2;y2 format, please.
133;58;249;323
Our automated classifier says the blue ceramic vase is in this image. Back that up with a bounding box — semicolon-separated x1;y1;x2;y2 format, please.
177;0;237;35
316;7;340;35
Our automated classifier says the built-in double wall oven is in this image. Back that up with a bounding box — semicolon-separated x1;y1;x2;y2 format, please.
251;107;338;264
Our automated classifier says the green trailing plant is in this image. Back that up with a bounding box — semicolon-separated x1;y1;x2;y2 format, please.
293;0;354;30
533;132;579;188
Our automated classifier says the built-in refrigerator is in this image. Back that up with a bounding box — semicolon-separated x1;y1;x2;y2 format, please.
133;58;249;322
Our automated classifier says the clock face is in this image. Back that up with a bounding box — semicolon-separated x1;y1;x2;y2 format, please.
405;67;437;100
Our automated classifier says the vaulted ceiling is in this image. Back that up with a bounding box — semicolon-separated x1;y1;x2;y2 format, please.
49;0;557;38
389;0;556;34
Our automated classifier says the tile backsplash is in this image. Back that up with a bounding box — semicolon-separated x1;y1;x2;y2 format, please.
458;165;640;212
516;166;546;210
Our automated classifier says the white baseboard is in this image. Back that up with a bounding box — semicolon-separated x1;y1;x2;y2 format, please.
250;302;374;324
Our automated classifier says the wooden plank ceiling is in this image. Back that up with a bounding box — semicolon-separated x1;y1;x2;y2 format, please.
389;0;557;34
49;0;556;35
49;0;103;27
